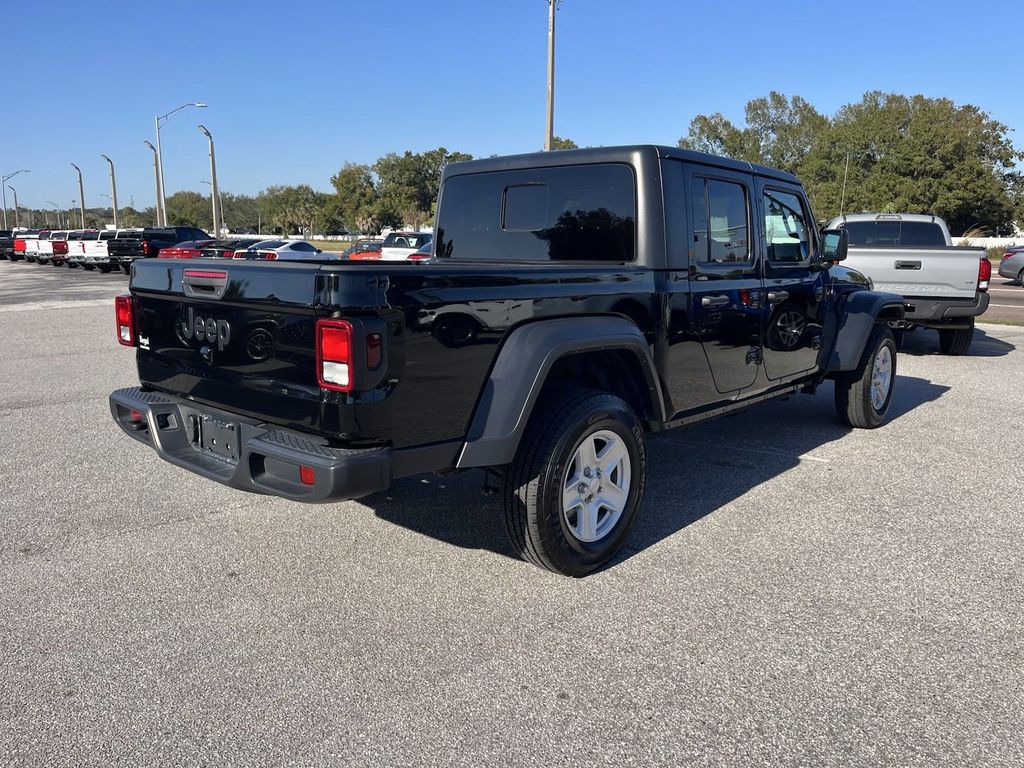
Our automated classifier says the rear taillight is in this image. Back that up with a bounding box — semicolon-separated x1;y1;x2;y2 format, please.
349;252;381;261
142;240;151;256
115;295;136;346
1003;252;1013;260
263;251;277;261
316;319;353;392
159;248;200;259
978;258;991;291
406;252;431;261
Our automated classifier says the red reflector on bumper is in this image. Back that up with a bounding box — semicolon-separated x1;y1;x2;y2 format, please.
299;465;316;485
130;409;144;422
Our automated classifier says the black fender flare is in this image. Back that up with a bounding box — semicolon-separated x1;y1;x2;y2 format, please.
825;290;904;372
457;317;665;468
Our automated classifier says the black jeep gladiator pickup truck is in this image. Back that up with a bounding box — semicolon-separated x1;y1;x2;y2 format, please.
110;146;903;576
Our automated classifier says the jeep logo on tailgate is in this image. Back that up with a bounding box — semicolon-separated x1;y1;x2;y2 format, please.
180;307;231;350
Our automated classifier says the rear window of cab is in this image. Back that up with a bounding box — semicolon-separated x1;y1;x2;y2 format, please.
435;163;636;263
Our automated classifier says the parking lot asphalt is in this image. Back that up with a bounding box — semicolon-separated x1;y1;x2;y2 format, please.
1;260;1022;767
985;278;1024;324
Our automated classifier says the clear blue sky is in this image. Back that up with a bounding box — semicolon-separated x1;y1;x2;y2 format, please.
4;0;1022;211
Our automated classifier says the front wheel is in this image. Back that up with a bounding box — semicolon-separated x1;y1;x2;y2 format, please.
938;319;974;356
835;325;897;429
502;388;647;577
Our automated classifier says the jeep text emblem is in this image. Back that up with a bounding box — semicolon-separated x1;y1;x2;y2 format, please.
180;307;231;351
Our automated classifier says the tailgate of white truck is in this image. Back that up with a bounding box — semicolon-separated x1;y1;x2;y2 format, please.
843;246;983;299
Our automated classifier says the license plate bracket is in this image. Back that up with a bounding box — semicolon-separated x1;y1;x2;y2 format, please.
191;414;240;463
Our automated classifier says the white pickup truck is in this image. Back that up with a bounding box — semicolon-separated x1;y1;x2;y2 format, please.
825;214;990;355
72;229;119;272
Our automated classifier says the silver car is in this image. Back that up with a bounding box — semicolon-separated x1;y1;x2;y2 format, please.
231;239;339;261
997;247;1024;284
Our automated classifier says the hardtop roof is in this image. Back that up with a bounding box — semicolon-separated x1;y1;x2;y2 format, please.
442;145;800;185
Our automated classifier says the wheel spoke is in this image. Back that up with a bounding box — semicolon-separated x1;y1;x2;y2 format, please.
577;436;598;468
598;438;627;477
599;482;628;514
562;484;583;514
578;502;598;540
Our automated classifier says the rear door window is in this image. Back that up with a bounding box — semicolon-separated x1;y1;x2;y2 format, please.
690;177;750;264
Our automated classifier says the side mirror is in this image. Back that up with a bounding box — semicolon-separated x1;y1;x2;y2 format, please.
820;228;848;263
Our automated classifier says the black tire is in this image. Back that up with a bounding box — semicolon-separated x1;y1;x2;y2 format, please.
835;325;897;429
67;262;79;269
82;263;95;271
98;265;111;274
1017;267;1024;286
502;388;647;577
120;263;131;275
938;318;974;356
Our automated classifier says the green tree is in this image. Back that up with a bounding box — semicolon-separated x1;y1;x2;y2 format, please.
551;136;578;150
165;191;212;229
681;91;1022;235
373;147;472;229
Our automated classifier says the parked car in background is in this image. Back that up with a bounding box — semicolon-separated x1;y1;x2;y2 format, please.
407;241;433;261
66;230;103;268
826;213;990;354
344;239;384;260
51;230;84;266
378;231;432;261
157;240;216;259
0;230;14;259
13;231;40;261
107;227;210;273
25;230;52;264
78;229;120;272
231;239;336;261
997;247;1024;285
34;231;72;266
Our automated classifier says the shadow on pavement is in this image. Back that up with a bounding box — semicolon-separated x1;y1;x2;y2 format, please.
363;374;951;571
898;327;1014;358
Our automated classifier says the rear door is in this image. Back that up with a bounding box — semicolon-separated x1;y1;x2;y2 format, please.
757;181;824;381
685;165;763;394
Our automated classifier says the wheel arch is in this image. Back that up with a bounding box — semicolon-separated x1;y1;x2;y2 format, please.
825;290;905;373
457;316;666;469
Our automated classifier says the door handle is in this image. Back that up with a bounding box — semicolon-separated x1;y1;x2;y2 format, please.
895;260;922;270
701;295;730;308
767;290;790;303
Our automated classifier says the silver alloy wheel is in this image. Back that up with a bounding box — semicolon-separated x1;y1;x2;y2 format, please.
870;344;893;411
774;310;806;349
561;429;631;543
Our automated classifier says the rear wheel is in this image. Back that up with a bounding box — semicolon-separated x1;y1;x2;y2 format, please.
835;325;896;429
120;263;131;275
502;388;646;577
82;263;95;271
938;318;974;356
98;265;111;274
1017;267;1024;286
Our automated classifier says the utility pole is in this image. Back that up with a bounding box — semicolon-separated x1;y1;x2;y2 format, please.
101;154;119;227
154;102;207;225
544;0;558;151
198;124;221;235
7;186;19;227
839;153;851;218
70;163;86;227
144;141;160;225
1;169;30;229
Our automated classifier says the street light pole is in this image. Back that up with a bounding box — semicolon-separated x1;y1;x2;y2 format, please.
100;154;119;228
7;186;18;228
197;124;221;236
143;141;160;225
1;169;30;229
544;0;557;151
154;102;207;226
70;163;86;227
46;201;59;228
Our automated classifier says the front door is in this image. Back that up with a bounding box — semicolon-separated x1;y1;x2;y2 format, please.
757;182;823;381
686;166;762;395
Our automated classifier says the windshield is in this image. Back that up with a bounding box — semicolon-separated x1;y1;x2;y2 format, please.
383;233;431;249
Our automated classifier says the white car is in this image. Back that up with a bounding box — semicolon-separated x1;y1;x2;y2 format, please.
232;239;338;261
379;231;433;261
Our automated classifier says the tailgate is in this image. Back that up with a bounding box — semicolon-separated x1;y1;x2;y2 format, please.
843;246;983;299
131;260;338;433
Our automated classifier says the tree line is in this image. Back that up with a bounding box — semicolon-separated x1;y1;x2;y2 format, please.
9;95;1021;238
678;91;1023;236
